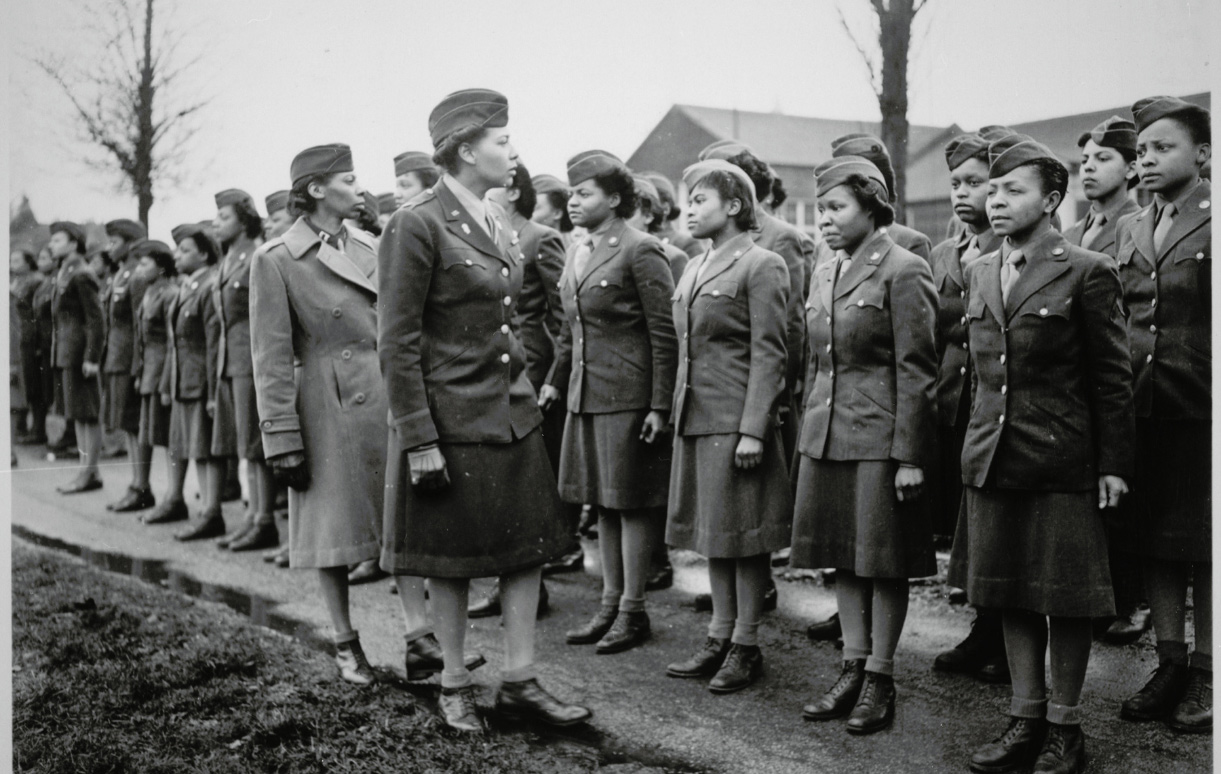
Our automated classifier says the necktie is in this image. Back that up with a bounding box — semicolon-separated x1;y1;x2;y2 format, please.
1080;212;1106;249
1153;202;1176;254
837;254;853;281
960;235;981;267
571;238;594;279
485;212;497;241
1001;249;1025;306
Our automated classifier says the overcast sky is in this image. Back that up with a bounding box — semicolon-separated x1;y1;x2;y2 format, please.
8;0;1214;242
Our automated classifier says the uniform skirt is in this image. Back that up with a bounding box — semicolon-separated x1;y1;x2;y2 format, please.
212;375;264;460
933;416;970;539
558;409;671;510
1118;418;1211;563
138;394;171;448
101;373;141;433
54;367;100;422
169;398;214;461
948;486;1115;618
666;429;792;559
790;457;935;578
381;427;572;578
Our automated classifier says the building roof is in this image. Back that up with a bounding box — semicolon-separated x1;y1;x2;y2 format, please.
1010;92;1211;166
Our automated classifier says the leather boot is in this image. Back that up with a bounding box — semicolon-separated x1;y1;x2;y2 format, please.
216;514;255;549
174;510;226;541
1032;722;1086;774
1102;604;1152;646
969;716;1047;773
806;612;842;642
439;685;484;732
335;637;376;685
494;677;592;727
935;609;1003;674
468;581;502;618
57;472;102;494
977;652;1012;684
566;605;618;645
596;610;651;654
1121;660;1190;720
142;498;188;525
274;546;290;568
709;643;763;694
404;633;486;682
1168;667;1213;734
846;671;895;735
229;520;279;552
542;549;583;575
646;562;674;592
803;659;866;720
667;637;731;679
109;486;155;512
762;578;778;612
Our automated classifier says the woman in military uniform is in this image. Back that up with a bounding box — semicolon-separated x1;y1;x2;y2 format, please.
131;240;177;512
12;247;47;444
393;151;440;206
828;135;932;261
665;159;790;694
264;190;293;241
379;90;589;732
537;150;677;655
951;136;1134;774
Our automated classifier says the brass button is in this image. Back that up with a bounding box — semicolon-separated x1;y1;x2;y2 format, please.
354;393;366;404
1150;324;1157;333
465;259;473;266
579;360;585;367
1151;271;1157;280
341;349;352;360
1146;353;1153;363
960;366;967;375
501;268;509;277
857;299;864;307
998;414;1005;424
712;290;720;297
826;398;831;406
500;353;510;364
826;316;831;324
825;344;832;352
1001;385;1007;395
1000;354;1006;364
500;324;510;334
601;280;608;288
1039;308;1048;316
961;342;968;349
1151;299;1157;308
332;308;342;318
262;420;272;429
960;316;967;325
503;296;512;306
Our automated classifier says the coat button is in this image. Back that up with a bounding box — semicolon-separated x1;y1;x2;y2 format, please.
960;316;967;325
465;259;473;266
1001;385;1007;394
192;282;199;289
354;393;366;404
1146;353;1153;363
960;291;965;299
826;316;831;324
1052;248;1064;256
263;420;272;429
857;299;866;307
683;333;689;340
579;360;585;367
1197;252;1205;260
960;366;967;375
501;267;509;277
805;302;813;310
601;280;608;288
998;414;1005;424
1151;271;1157;280
1000;354;1006;364
1151;298;1157;308
961;342;968;349
500;353;510;364
579;338;584;345
1039;308;1048;316
341;349;352;360
500;324;509;334
825;344;832;352
826;398;831;406
503;296;512;306
332;308;342;318
1150;324;1157;333
712;290;720;297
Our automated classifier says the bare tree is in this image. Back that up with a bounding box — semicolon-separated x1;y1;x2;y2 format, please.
35;0;208;227
836;0;930;219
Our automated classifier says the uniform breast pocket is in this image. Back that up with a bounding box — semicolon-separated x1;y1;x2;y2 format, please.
697;280;739;303
589;270;626;293
440;248;488;273
1019;294;1072;323
842;286;886;314
1115;243;1135;267
1173;237;1209;266
967;295;987;321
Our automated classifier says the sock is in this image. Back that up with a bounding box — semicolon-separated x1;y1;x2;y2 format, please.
1191;651;1213;673
601;588;622;607
731;619;760;647
1157;639;1190;666
440;667;472;690
865;655;895;677
333;628;358;646
1010;695;1048;719
843;644;871;662
1046;702;1082;726
709;615;734;641
501;663;537;684
619;594;645;613
404;625;432;643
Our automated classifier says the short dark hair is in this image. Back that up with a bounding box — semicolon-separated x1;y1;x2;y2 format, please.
288;172;337;216
770;177;788;209
355;205;382;237
432;125;488;174
14;247;37;271
187;231;221;265
228;198;264;239
726;150;774;206
508;163;537;220
591;167;638;220
1024;158;1069;211
1166;111;1212;146
147;248;178;278
692;169;757;232
544;190;574;232
840;173;896;227
413;166;441;190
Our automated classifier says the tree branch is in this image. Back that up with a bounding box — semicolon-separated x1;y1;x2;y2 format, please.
836;0;881;97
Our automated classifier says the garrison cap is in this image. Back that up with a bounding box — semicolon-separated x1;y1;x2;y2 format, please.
813;156;887;198
979;125;1017;142
1077;115;1138;153
290;143;354;185
428;88;509;149
394;151;436;177
640;172;677;206
264;190;290;215
698;139;756;162
105;218;146;241
50;221;87;245
171;223;205;244
531;174;569;196
987;134;1063;179
682;159;758;200
131;239;173;260
376;192;397;215
214;189;254;210
831;133;896;202
566;150;627;186
1132;95;1211;135
632;175;661;213
944;133;992;171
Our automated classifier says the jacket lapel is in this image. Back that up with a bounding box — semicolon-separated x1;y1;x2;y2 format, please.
577;219;626;290
974;251;1005;324
817;259;836;311
676;251;705;303
833;232;890;300
1005;231;1072;319
316;240;378;296
435;181;510;264
1158;180;1212;262
1129;204;1158;266
693;233;752;294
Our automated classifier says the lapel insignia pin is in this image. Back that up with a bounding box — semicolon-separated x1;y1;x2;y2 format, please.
870;252;880;262
1052;248;1064;256
451;210;459;217
461;223;471;234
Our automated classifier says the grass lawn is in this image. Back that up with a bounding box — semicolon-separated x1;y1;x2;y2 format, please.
11;539;604;773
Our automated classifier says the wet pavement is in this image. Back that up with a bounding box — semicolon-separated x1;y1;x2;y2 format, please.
8;445;1213;773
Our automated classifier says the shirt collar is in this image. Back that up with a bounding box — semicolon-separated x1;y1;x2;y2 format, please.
584;217;617;250
443;173;488;225
1154;178;1204;211
708;232;753;264
302;217;348;248
1089;195;1132;222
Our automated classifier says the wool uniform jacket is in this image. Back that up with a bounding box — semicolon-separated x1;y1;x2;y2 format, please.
960;229;1134;491
508;211;566;394
799;232;938;465
135;277;176;396
659;225;704;260
102;256;151;376
32;273;55;357
159;266;220;403
50;254;104;370
379;180;542;450
13;273;45;348
672;233;789;439
930;228;1002;427
212;238;259;379
1063;198;1141;258
752;211;812;394
884;223;933;263
1113;180;1211;420
547;219;677;415
661;240;690;286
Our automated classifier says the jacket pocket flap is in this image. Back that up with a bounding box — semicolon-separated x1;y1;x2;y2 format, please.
844;286;886;310
439;248;486;270
698;280;739;299
1019;293;1072;319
